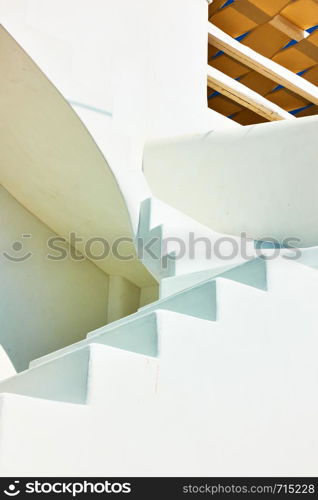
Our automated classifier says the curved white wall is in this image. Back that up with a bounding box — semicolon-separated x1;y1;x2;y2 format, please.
0;25;155;287
0;0;236;146
144;115;318;247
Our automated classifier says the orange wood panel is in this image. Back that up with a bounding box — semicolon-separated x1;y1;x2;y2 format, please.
208;44;219;61
280;0;318;30
208;0;229;19
295;104;318;116
248;0;293;17
208;94;244;116
210;54;250;79
207;0;318;123
242;23;290;58
265;88;309;110
307;30;318;47
302;64;318;83
272;46;317;72
211;7;257;37
232;108;268;124
239;71;278;95
230;0;270;24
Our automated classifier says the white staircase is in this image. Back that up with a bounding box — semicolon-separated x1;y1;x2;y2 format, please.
1;7;317;478
137;196;258;283
1;254;318;476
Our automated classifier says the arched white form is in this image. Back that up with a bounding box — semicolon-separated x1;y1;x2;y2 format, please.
0;0;237;142
0;26;155;288
143;115;318;247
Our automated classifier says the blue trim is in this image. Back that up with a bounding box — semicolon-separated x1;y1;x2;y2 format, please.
211;50;224;59
271;84;284;92
280;26;318;51
289;104;314;115
282;39;297;49
208;91;220;99
270;70;309;93
221;0;235;9
211;31;250;60
236;31;250;42
307;24;318;34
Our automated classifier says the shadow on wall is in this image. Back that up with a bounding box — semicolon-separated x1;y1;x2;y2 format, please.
0;187;159;372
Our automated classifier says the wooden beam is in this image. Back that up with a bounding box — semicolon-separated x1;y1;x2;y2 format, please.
269;14;310;42
208;21;318;105
207;64;295;121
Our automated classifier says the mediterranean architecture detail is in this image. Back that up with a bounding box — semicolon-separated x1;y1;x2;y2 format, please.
0;0;318;476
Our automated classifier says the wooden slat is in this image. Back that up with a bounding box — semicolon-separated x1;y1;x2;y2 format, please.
269;14;310;41
208;21;318;105
207;64;295;121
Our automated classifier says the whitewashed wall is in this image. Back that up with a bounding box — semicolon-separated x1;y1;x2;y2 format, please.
0;0;236;153
0;187;110;371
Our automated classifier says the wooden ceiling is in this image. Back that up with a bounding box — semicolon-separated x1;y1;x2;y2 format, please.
208;0;318;124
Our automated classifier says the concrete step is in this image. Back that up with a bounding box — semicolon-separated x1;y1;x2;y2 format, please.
0;344;157;405
30;278;218;367
137;196;257;281
1;304;318;476
30;278;219;368
160;256;266;297
31;311;159;368
31;254;318;371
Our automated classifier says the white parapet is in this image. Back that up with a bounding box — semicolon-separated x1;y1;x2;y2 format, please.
0;25;154;288
144;115;318;247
